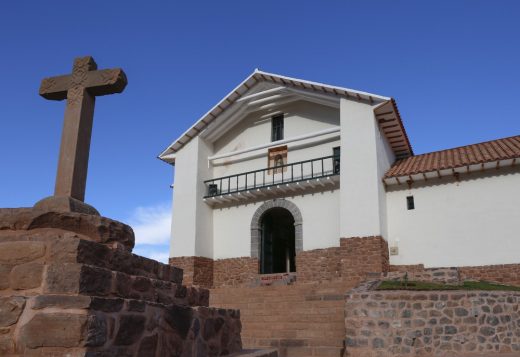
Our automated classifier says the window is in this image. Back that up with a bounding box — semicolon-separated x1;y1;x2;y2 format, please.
271;115;284;142
333;147;340;174
406;196;415;210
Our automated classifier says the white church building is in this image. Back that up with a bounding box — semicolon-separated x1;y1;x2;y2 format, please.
159;70;520;288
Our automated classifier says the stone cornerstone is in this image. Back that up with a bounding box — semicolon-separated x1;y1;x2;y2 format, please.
0;208;243;356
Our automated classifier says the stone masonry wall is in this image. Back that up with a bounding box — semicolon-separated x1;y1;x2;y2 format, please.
172;237;389;288
168;257;260;289
296;246;342;282
389;264;426;273
296;236;389;285
86;298;241;356
170;240;520;291
0;209;242;356
344;282;520;357
340;237;389;283
169;256;214;289
1;294;241;356
213;257;259;288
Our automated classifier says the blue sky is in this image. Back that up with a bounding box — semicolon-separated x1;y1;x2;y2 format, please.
1;1;519;262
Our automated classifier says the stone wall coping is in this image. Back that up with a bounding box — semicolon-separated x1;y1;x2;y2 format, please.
345;280;520;299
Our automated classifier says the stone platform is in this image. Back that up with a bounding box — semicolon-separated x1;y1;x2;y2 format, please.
0;208;247;356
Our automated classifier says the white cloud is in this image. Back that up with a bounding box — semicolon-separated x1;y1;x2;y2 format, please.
133;245;170;264
148;250;170;264
128;203;172;246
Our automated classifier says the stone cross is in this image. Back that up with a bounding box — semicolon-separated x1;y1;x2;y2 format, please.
39;56;127;203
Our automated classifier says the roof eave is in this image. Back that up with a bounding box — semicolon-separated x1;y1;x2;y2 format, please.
158;69;395;161
384;156;519;186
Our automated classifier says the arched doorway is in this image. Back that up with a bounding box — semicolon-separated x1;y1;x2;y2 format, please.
260;207;296;274
250;199;302;274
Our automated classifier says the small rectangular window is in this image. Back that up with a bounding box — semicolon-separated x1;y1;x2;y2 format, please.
271;115;284;142
406;196;415;210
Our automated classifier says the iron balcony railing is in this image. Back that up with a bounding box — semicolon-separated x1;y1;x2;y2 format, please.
204;154;340;198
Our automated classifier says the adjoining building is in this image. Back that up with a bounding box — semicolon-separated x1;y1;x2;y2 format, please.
159;70;520;288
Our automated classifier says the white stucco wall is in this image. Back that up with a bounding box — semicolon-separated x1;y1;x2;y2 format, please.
375;124;396;239
212;190;340;259
170;137;214;258
208;101;342;259
213;101;339;156
387;169;520;267
171;99;343;260
339;98;390;239
211;101;340;180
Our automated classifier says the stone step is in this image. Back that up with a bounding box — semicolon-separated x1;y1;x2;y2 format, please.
243;337;344;348
242;342;344;357
211;282;350;357
232;349;279;357
284;346;344;357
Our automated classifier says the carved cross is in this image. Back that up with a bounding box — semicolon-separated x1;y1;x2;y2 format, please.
40;56;127;202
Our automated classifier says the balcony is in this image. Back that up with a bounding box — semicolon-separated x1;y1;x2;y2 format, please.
203;154;340;205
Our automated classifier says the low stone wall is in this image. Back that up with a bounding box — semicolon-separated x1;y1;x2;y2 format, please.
386;267;460;285
344;281;520;356
389;264;520;288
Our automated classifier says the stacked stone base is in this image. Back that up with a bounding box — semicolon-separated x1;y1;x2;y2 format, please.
0;208;243;356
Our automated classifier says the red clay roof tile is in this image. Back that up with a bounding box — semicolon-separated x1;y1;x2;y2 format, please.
385;135;520;178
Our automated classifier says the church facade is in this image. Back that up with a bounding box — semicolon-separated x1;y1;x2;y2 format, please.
159;70;520;288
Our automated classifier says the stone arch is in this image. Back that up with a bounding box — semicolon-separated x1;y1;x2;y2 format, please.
250;199;303;259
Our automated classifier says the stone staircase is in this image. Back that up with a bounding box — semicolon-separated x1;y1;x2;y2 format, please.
211;280;357;357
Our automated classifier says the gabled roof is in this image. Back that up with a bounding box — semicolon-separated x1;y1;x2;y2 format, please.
384;135;520;180
158;69;414;163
